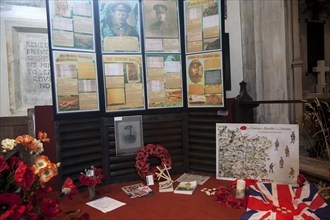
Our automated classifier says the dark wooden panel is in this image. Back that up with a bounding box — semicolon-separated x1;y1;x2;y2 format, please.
188;111;225;175
55;118;105;188
104;113;187;183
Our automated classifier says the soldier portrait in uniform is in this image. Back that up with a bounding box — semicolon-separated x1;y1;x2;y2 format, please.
188;60;203;84
144;1;178;38
103;2;139;37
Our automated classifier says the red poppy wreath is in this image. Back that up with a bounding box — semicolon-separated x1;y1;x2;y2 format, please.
135;144;172;180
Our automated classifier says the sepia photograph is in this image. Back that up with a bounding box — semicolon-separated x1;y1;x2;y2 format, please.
127;63;139;81
143;0;179;38
188;59;203;84
115;115;144;155
99;0;141;52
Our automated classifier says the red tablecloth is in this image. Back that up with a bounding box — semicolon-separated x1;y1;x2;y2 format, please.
56;177;245;220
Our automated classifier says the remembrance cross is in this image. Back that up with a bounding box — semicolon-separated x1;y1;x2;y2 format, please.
313;60;329;93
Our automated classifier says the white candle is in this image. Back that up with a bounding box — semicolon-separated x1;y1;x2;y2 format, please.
236;179;246;198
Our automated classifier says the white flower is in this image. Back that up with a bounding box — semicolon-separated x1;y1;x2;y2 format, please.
1;138;16;152
35;141;44;155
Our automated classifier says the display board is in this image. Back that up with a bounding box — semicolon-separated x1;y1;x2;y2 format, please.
52;51;99;113
142;0;180;53
46;0;225;115
184;0;224;108
99;0;141;53
146;54;183;108
216;123;299;184
103;55;145;111
48;0;95;51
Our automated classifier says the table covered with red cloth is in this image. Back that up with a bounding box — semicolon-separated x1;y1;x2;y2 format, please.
56;177;245;220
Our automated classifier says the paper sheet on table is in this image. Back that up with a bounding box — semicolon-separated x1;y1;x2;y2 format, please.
86;196;126;213
176;173;210;185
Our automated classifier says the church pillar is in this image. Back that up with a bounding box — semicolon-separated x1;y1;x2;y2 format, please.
287;0;303;122
240;0;298;124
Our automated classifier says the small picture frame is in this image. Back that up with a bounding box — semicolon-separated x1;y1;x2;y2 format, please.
114;115;144;155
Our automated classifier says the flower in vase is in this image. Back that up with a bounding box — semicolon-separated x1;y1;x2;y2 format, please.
79;166;105;186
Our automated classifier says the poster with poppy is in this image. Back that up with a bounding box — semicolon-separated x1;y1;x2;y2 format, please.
216;123;299;184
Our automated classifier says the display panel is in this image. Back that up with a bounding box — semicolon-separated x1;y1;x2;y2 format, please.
146;54;183;108
142;0;180;53
184;0;221;54
103;55;145;111
46;0;226;116
48;0;95;51
52;51;100;113
99;0;141;53
186;51;224;107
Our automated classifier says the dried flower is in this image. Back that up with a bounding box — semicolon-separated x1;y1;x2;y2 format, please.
297;98;330;159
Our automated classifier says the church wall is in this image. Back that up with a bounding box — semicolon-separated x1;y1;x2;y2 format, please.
299;9;330;95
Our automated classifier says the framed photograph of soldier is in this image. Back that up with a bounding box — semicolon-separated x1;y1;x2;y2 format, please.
114;115;144;155
143;0;180;53
99;0;141;52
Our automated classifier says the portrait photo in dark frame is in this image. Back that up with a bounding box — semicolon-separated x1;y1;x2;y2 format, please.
114;115;144;155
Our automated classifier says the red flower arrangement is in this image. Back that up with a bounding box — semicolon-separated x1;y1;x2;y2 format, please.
79;166;105;186
214;179;258;210
0;132;78;220
135;144;172;180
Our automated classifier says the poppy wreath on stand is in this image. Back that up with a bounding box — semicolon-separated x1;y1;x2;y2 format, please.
135;144;172;180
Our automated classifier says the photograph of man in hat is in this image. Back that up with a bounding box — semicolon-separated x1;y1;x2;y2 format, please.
103;2;138;37
188;60;203;84
149;4;175;36
144;1;178;38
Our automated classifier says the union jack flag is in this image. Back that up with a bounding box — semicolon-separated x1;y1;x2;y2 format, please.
241;182;330;220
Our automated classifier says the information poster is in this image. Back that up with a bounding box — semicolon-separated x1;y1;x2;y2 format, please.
103;55;145;111
143;0;180;53
99;0;141;53
48;0;95;51
146;54;183;108
184;0;221;53
186;52;224;107
53;51;99;113
216;123;299;184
